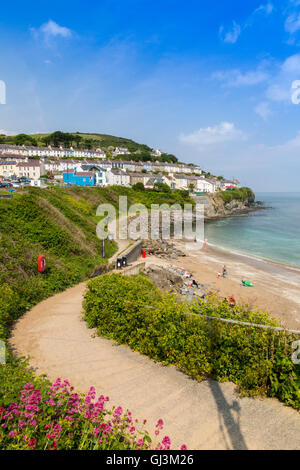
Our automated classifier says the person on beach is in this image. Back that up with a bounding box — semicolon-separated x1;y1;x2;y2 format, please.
222;265;228;278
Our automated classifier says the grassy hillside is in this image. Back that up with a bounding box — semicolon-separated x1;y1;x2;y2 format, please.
0;186;193;340
0;185;193;409
1;131;152;152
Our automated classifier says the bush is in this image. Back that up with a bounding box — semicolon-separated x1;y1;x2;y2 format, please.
218;187;255;204
153;182;171;193
132;182;145;191
83;274;300;409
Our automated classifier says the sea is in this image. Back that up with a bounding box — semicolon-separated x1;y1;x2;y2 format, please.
204;193;300;269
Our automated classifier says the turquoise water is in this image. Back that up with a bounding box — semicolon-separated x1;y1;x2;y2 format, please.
204;193;300;268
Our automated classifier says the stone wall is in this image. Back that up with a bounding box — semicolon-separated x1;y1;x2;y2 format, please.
119;240;143;264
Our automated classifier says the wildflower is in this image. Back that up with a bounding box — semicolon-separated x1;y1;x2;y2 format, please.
49;441;57;450
113;406;123;417
156;418;164;429
181;444;187;450
28;439;36;450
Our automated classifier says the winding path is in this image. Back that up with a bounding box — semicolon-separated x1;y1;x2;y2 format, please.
9;217;300;450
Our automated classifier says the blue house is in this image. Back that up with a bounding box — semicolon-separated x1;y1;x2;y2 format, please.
63;169;96;186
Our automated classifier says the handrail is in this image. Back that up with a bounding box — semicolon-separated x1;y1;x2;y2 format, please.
185;312;300;335
145;305;300;335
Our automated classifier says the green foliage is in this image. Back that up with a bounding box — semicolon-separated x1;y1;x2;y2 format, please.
108;185;194;208
84;274;300;410
218;187;255;204
12;134;37;146
0;185;191;345
132;182;145;191
0;187;121;343
5;131;153;153
153;182;171;193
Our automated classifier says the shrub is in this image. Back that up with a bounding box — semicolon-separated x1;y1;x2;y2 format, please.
132;182;145;191
153;182;171;193
218;187;255;204
83;274;300;409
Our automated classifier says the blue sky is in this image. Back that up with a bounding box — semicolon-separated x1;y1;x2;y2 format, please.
2;1;300;190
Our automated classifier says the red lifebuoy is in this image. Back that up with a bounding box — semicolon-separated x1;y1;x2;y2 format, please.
38;254;46;273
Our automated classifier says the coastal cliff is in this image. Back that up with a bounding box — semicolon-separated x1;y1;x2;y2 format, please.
193;189;261;220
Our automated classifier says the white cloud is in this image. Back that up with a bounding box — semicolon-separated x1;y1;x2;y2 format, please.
213;67;269;87
285;13;300;34
220;3;274;44
255;102;271;120
179;122;245;147
220;22;241;44
281;53;300;73
265;54;300;102
41;20;71;38
254;3;274;15
31;20;72;44
0;129;15;136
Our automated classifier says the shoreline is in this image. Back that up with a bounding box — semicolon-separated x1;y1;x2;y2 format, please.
145;238;300;330
204;203;269;222
204;240;300;274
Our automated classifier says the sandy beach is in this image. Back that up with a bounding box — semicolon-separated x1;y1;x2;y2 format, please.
145;240;300;330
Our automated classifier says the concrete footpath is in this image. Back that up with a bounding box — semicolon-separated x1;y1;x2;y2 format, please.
10;278;300;450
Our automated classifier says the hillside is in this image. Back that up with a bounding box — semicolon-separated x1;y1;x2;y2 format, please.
0;131;152;152
0;186;193;340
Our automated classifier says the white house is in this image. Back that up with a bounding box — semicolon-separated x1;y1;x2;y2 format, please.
111;147;130;157
0;160;17;177
196;178;216;193
16;160;46;180
106;169;130;186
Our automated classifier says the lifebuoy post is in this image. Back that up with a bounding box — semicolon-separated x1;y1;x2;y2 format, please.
38;254;46;273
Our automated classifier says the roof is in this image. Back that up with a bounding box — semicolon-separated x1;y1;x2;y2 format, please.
17;161;41;167
109;169;128;175
0;161;16;165
74;172;95;177
81;164;103;171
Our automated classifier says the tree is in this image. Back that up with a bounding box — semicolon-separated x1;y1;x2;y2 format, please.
153;182;171;193
132;182;145;191
13;134;37;146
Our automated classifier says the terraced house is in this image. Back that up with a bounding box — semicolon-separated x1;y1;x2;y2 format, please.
16;160;46;180
0;160;17;178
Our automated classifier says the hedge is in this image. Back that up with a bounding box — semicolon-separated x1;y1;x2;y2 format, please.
83;273;300;410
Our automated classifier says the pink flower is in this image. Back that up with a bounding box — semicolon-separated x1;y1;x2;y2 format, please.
28;439;36;449
113;406;123;417
181;444;187;450
156;418;164;429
